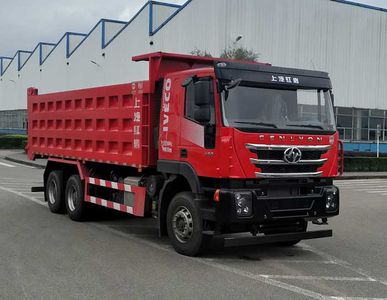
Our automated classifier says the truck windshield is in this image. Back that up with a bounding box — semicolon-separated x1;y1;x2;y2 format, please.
221;86;336;133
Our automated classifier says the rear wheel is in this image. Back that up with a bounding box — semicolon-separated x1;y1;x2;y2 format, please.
65;175;87;221
167;192;205;256
46;170;65;214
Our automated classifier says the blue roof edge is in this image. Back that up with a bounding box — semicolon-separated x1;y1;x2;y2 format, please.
150;0;192;36
332;0;387;13
103;2;149;49
101;19;128;49
17;50;33;71
1;50;34;74
0;1;192;74
66;32;88;58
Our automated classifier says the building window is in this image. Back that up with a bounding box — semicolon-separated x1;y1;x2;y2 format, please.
336;107;386;142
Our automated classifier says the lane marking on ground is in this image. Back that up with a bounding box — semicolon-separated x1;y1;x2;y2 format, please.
0;186;47;207
3;185;387;299
337;183;387;187
300;244;387;287
339;182;387;185
0;182;43;186
260;275;375;282
208;258;337;264
336;183;387;187
346;188;387;191
299;243;350;266
330;297;387;300
335;179;387;183
0;161;16;168
265;259;336;264
92;224;387;299
328;296;387;300
5;161;37;169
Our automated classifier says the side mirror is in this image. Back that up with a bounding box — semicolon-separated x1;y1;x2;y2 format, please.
194;107;211;124
181;76;194;87
194;80;212;106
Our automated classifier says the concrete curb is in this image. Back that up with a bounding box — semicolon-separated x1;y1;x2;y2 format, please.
4;156;46;169
336;175;387;180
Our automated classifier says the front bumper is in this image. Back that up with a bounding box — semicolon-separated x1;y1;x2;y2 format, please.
213;184;339;224
220;229;332;247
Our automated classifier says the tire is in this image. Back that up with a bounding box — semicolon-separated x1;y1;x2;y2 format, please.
167;192;205;256
65;175;87;221
45;170;65;214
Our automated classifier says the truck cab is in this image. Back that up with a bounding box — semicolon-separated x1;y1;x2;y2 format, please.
146;54;341;254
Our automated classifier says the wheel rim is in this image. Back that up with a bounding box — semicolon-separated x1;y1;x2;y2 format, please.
172;206;193;243
67;185;78;212
48;180;57;205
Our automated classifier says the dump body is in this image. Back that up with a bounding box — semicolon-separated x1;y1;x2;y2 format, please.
27;82;157;168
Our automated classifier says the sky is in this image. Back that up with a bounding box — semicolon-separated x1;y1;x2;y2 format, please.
0;0;186;57
0;0;386;58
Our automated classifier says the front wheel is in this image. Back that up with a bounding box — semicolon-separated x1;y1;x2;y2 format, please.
65;175;87;221
167;192;205;256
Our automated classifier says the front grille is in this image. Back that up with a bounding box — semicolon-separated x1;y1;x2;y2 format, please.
251;150;323;161
246;144;330;178
259;164;317;173
268;198;314;211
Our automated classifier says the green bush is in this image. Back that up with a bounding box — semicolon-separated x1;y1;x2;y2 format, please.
344;157;387;172
0;134;27;149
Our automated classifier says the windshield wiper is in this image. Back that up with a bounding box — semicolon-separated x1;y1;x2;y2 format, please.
286;124;325;130
234;121;278;128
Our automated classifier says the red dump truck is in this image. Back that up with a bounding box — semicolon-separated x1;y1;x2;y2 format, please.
27;52;343;256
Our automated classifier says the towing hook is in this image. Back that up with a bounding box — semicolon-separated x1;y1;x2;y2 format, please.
312;218;328;225
250;224;259;236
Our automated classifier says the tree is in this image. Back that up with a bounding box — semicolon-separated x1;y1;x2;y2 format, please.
190;46;259;62
190;48;213;57
220;46;259;62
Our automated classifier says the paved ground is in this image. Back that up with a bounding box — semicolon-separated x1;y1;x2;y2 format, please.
0;153;387;299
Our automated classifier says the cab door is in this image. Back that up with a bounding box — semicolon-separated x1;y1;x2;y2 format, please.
179;76;219;177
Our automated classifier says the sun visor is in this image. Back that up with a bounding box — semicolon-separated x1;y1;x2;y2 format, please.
214;61;332;90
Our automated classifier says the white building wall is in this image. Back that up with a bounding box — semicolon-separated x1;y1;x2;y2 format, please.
0;0;387;111
153;0;387;109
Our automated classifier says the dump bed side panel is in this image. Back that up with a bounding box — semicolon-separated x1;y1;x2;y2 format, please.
27;82;156;168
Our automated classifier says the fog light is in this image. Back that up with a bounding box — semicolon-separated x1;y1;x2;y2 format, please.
234;191;252;217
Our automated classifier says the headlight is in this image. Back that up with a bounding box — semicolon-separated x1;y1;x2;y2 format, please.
236;196;247;208
234;192;253;217
325;187;338;212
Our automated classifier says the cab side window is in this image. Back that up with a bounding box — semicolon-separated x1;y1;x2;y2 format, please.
184;77;216;149
185;82;196;121
184;77;215;125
